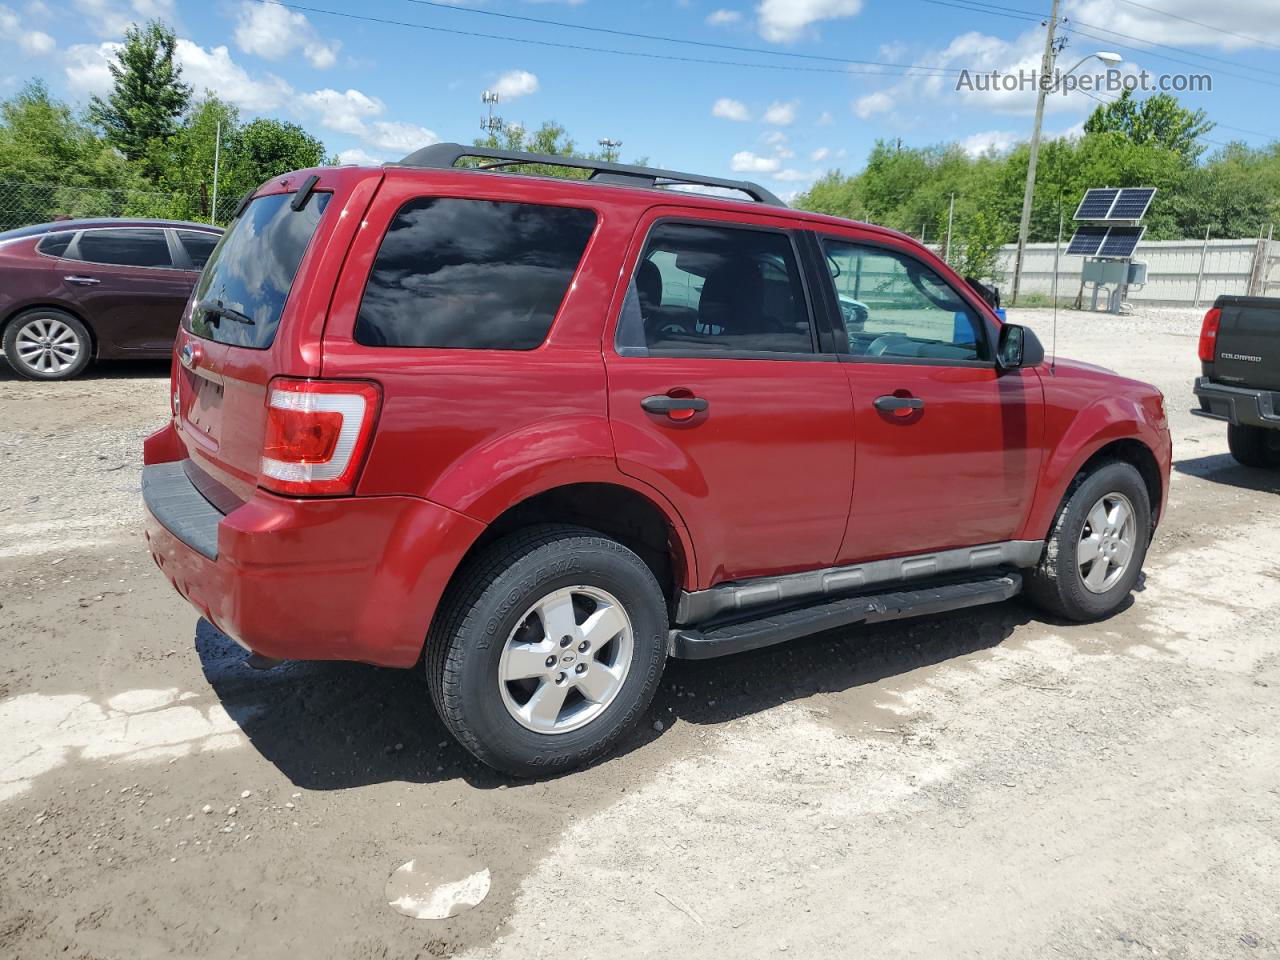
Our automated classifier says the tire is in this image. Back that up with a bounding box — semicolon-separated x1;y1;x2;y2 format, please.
2;308;92;381
1227;423;1280;468
1025;460;1151;622
427;524;668;777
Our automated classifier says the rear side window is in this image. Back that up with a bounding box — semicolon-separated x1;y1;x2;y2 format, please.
186;192;330;349
354;197;597;350
37;232;74;257
178;230;219;270
615;221;815;355
76;228;172;268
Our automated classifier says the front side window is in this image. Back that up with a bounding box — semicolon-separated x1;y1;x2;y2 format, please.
823;240;989;362
354;197;597;350
616;221;815;355
76;228;172;268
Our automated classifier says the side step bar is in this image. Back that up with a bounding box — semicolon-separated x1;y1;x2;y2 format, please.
670;573;1022;660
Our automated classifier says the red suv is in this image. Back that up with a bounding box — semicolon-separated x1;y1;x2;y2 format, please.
142;145;1171;775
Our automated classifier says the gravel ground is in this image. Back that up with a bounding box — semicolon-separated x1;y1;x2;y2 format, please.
1;307;1278;959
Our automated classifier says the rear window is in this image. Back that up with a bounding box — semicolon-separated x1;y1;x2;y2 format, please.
354;197;597;350
178;230;219;270
186;192;330;349
77;228;171;267
36;232;74;257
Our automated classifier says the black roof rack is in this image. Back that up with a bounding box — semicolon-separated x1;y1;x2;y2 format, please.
397;142;786;207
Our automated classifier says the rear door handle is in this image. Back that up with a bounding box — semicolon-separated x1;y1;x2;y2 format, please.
641;395;708;415
873;395;924;413
64;275;101;285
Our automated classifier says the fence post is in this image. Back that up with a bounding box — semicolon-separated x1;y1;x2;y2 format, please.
1193;225;1211;308
944;194;955;265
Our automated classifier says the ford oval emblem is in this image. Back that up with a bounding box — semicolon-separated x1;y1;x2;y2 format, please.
180;343;196;369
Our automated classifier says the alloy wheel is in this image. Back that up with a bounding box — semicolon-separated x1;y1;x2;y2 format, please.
1078;492;1137;594
14;317;82;375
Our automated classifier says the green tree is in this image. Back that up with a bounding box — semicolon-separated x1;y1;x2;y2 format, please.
87;19;191;175
1083;90;1214;162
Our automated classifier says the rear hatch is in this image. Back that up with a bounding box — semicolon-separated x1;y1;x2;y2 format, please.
1206;295;1280;390
172;168;380;506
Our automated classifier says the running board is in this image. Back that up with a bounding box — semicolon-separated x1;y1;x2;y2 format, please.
669;573;1022;660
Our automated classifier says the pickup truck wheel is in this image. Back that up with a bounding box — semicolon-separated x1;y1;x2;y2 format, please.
426;524;668;777
1025;461;1151;622
3;309;92;381
1227;424;1280;468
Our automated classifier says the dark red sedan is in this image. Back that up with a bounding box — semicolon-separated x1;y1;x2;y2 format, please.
0;218;222;380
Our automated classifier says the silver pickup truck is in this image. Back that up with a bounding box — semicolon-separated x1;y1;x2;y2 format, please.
1193;295;1280;466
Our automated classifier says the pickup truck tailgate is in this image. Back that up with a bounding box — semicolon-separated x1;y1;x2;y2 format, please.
1207;296;1280;390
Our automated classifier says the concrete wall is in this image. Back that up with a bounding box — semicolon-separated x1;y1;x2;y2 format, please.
990;238;1279;306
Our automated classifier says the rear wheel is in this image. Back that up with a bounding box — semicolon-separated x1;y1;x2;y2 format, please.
2;309;92;381
1227;423;1280;468
1026;461;1151;622
427;525;668;777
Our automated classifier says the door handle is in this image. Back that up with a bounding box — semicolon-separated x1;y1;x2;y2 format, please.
64;275;101;285
873;395;924;413
641;394;708;416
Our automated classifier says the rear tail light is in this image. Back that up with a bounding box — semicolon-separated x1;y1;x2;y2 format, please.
259;378;380;496
1198;307;1221;363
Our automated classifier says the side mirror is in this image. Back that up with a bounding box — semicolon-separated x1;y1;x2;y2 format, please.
997;323;1044;370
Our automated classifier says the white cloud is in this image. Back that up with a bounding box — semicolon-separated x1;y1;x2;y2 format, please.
234;2;339;69
730;150;781;173
299;87;383;136
0;6;18;31
19;29;52;53
762;100;797;125
177;39;292;111
810;147;830;162
712;97;751;121
763;129;787;146
367;120;439;153
336;147;382;165
63;41;118;95
816;110;834;126
960;129;1018;156
1066;0;1280;51
493;69;538;99
853;91;893;119
756;0;863;43
773;168;816;182
706;8;742;25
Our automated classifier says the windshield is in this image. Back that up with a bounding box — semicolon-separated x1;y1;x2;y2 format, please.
186;191;330;349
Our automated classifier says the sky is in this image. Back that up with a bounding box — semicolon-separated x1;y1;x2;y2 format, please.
5;0;1279;200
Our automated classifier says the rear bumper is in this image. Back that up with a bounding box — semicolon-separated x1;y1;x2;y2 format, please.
1192;377;1280;430
142;460;485;667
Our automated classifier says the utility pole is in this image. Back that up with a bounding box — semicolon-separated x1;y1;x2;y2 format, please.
210;119;221;226
1011;0;1062;306
944;193;956;264
481;90;503;137
598;138;622;163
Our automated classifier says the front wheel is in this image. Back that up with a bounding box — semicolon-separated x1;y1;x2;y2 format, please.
427;525;668;777
1026;461;1151;622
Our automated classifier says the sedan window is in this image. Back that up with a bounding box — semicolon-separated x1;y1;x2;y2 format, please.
75;228;172;268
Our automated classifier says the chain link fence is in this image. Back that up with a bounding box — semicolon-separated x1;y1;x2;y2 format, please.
0;180;241;232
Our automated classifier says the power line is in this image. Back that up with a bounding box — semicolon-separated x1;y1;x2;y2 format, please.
1061;23;1280;90
391;0;966;74
254;0;960;77
1111;0;1280;53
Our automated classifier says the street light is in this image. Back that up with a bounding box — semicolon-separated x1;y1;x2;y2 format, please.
1010;46;1124;305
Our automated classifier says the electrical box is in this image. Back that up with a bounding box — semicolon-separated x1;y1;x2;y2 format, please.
1127;261;1148;286
1082;259;1128;286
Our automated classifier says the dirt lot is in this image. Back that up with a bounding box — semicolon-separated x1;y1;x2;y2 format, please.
2;307;1278;959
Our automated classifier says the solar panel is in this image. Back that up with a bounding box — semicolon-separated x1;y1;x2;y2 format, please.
1074;188;1120;220
1098;226;1146;258
1066;226;1108;256
1109;187;1156;220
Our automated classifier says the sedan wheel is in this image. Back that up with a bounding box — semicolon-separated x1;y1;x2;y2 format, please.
4;310;91;380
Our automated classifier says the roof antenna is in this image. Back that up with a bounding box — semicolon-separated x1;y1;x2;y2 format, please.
1050;189;1063;373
